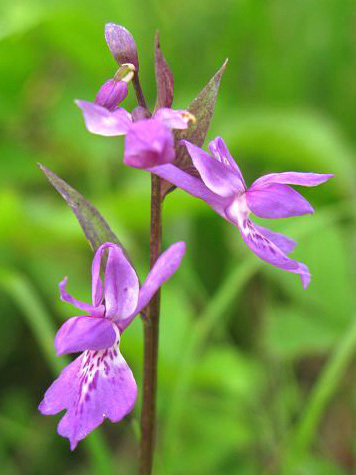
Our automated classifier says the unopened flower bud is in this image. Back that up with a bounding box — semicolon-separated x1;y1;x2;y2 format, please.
105;23;139;71
95;80;128;111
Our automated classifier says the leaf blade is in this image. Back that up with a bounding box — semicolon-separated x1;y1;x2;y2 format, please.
175;59;228;169
39;164;122;252
154;31;174;110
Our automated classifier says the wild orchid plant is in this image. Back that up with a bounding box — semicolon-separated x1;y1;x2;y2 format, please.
38;23;333;475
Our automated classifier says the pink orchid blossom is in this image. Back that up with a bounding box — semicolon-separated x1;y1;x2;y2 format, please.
147;137;333;288
39;241;185;449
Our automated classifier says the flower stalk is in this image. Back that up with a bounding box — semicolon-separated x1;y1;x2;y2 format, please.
133;74;148;110
131;69;162;474
140;174;162;475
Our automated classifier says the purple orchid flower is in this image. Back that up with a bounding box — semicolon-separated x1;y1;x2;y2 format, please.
39;241;185;450
147;137;333;288
76;23;194;168
76;95;193;167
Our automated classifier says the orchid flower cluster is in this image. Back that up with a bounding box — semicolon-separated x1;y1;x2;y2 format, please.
39;23;333;455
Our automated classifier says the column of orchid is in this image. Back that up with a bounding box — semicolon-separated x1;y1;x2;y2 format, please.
38;23;333;475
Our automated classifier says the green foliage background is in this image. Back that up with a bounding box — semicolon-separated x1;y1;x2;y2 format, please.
0;0;354;474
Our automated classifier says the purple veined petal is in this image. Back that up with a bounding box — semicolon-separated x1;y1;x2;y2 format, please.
208;137;246;188
153;108;191;130
253;224;297;255
124;119;175;168
251;172;334;189
75;100;132;136
54;316;117;356
226;201;311;288
120;242;186;331
246;183;314;219
91;243;139;321
59;277;104;317
181;140;245;197
95;80;128;111
105;23;139;70
103;244;139;321
147;164;228;217
39;337;137;450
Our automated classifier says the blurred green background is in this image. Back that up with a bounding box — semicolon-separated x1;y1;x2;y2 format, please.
0;0;355;474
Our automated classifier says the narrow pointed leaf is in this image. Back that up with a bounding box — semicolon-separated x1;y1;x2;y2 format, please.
39;164;122;252
175;59;227;167
162;60;228;196
154;32;174;110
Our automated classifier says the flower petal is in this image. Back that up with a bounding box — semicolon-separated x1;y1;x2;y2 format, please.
253;225;297;255
39;354;82;415
124;119;175;168
54;316;116;355
246;183;314;219
75;100;132;136
251;172;334;189
59;277;104;317
181;140;244;197
39;341;137;450
121;242;186;330
92;243;139;321
147;164;228;217
153;108;190;129
104;244;139;321
226;201;310;288
208;137;246;187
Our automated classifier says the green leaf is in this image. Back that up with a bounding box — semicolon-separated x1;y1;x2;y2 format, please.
39;164;123;252
162;59;227;196
175;59;227;167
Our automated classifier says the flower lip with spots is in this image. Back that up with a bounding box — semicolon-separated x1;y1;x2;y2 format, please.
38;241;185;450
146;137;333;288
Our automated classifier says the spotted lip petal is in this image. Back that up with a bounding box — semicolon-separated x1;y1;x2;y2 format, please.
39;339;137;450
253;224;297;255
226;200;311;288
